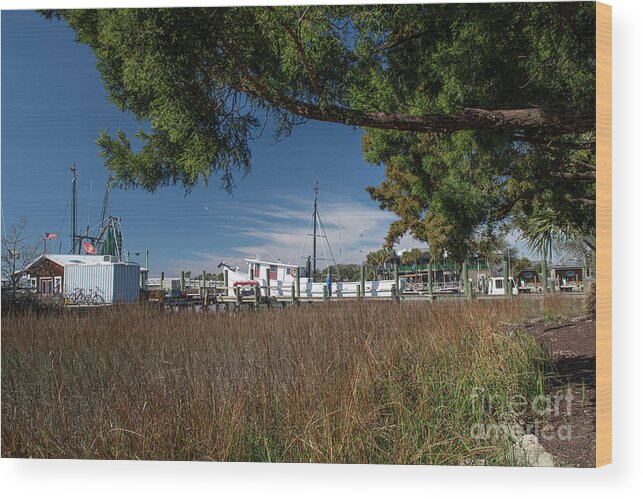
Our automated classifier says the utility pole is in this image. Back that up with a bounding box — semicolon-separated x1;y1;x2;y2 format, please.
70;163;77;254
312;181;318;280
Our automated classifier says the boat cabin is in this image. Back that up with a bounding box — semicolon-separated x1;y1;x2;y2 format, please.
246;259;301;284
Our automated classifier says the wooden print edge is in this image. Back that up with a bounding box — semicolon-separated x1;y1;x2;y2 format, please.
596;1;612;467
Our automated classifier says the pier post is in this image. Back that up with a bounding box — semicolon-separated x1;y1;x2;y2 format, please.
323;284;328;302
296;267;301;300
249;267;254;280
180;271;185;292
291;283;296;305
203;289;208;311
202;270;206;297
235;285;241;308
360;264;366;297
463;262;471;299
161;271;165;289
224;269;229;297
394;263;399;298
582;260;587;285
502;260;510;298
541;260;548;294
356;284;361;298
265;267;271;297
427;263;433;300
253;284;259;308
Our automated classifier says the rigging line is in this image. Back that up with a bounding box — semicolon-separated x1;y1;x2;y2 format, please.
57;183;73;253
316;213;338;276
318;206;366;255
316;211;337;264
1;201;7;242
297;213;314;265
87;180;93;230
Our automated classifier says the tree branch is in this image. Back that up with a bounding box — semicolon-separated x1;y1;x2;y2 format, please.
268;7;322;99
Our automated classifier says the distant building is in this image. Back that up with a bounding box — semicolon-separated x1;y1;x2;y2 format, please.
24;254;141;303
551;265;584;291
516;268;541;290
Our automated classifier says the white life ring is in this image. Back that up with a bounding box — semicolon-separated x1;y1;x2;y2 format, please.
290;268;297;278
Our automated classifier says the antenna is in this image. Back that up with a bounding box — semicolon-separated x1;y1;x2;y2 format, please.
70;163;77;254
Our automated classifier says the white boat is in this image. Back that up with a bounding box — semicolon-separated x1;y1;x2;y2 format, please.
219;258;405;298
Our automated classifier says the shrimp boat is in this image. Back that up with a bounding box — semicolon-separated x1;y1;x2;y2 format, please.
218;258;403;299
218;182;405;299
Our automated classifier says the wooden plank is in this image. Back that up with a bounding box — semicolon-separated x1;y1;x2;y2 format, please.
596;1;612;467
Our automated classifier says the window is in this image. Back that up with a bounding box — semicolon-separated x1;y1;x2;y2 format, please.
495;280;503;289
54;276;62;294
269;265;277;280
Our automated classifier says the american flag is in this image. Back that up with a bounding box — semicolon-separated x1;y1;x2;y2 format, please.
43;233;57;240
83;241;97;255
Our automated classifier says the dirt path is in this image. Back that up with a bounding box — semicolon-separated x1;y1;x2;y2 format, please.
524;317;596;467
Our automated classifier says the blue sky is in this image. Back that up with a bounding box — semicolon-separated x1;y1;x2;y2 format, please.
2;10;424;275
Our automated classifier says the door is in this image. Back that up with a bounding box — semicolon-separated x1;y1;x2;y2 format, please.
40;278;53;295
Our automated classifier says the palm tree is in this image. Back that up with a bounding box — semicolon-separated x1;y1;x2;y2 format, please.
520;209;594;264
401;248;424;274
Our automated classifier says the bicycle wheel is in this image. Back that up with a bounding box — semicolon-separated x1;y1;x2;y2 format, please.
92;294;105;305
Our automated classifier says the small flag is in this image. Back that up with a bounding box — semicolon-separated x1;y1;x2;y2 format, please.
44;233;58;240
83;241;97;254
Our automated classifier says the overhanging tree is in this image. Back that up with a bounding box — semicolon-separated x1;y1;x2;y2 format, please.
42;4;595;189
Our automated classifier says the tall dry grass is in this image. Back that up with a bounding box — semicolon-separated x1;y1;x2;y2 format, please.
1;296;582;463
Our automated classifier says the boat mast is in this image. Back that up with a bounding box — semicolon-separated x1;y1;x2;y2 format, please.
312;181;318;280
70;163;78;254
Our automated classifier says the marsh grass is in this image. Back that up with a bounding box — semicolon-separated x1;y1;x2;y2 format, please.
1;296;582;463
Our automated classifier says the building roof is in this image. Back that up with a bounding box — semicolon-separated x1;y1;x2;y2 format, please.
25;254;139;270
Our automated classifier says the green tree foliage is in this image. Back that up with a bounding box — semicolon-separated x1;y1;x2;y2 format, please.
42;4;594;190
400;248;424;269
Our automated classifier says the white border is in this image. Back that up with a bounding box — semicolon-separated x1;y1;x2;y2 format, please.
1;1;642;497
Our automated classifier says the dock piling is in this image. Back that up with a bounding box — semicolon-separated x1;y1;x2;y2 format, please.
463;262;471;299
502;260;510;298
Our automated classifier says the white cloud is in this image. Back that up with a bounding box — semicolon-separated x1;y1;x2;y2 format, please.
231;199;424;265
168;194;426;272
